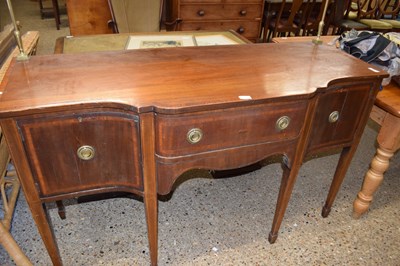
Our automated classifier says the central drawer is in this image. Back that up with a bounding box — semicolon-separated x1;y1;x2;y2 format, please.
180;4;262;20
156;101;308;157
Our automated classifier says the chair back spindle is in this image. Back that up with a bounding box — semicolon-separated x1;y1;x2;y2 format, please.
264;0;304;42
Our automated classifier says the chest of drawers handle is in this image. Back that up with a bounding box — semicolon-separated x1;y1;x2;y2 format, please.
239;10;247;16
237;27;245;34
197;10;205;16
276;116;291;131
329;111;340;123
187;128;203;144
77;145;95;160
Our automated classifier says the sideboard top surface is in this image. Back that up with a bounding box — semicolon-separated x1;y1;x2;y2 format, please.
0;43;387;117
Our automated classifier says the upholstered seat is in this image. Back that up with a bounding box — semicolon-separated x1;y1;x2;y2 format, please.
340;19;371;30
269;18;300;32
380;19;400;29
377;0;400;31
359;18;393;29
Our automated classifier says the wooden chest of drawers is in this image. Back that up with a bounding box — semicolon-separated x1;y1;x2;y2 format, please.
166;0;265;42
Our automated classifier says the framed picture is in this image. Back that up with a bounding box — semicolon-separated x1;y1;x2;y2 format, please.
126;35;196;49
195;35;240;46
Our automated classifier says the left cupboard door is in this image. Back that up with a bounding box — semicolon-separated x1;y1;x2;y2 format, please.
17;111;143;198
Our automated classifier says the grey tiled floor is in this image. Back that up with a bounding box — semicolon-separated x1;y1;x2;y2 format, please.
1;1;399;265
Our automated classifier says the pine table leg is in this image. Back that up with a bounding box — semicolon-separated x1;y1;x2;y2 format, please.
353;113;400;218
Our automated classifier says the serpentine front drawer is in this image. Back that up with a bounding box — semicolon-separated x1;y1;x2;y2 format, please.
155;101;308;157
17;111;143;197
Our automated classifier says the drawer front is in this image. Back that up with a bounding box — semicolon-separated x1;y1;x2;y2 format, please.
18;112;142;197
307;84;372;152
180;4;263;20
156;102;308;157
178;20;261;38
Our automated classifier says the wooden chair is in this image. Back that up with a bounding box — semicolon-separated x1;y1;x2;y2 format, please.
108;0;163;33
356;0;393;32
346;0;363;20
263;0;305;42
301;0;330;36
38;0;61;30
329;0;370;34
378;0;400;31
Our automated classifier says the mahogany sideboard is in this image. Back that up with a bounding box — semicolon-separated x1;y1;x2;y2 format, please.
0;43;387;265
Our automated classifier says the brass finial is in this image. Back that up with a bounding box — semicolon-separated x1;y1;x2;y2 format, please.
312;0;330;45
5;0;29;61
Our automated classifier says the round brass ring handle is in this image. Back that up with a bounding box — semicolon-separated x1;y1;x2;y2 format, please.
77;145;95;160
329;111;339;123
187;128;203;144
276;116;291;131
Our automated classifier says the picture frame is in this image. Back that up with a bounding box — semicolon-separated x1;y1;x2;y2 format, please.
125;35;196;49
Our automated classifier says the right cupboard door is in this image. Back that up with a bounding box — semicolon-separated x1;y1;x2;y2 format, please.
306;83;374;154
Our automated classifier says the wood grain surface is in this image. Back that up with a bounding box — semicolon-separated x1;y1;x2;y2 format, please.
0;43;387;117
377;82;400;118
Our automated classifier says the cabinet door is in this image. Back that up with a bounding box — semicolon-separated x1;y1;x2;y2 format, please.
306;84;372;154
18;112;142;197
